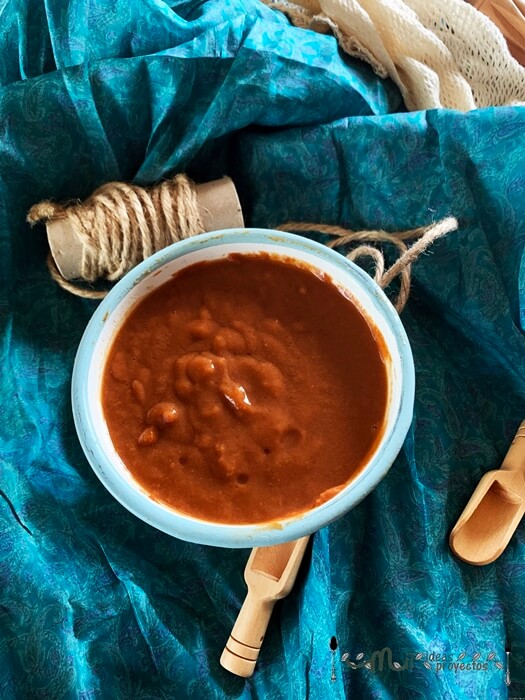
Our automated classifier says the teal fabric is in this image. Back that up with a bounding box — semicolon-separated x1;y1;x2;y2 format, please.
1;1;524;699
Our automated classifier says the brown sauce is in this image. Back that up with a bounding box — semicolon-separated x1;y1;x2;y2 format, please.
102;253;388;524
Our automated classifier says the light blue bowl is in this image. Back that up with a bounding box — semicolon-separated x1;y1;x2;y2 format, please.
72;228;414;547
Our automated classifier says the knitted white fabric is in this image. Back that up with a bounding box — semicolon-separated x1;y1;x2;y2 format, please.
263;0;525;110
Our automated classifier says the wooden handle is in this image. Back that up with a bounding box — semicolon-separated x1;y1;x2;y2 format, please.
501;421;525;471
220;591;275;677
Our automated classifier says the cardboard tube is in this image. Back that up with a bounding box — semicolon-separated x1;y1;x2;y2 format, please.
195;176;244;233
46;176;245;281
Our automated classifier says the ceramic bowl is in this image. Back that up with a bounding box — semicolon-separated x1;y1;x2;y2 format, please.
72;228;414;547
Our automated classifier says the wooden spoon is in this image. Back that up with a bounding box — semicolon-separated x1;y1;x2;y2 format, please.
220;536;310;677
449;421;525;565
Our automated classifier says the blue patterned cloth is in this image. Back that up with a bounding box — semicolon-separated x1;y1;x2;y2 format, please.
1;1;524;698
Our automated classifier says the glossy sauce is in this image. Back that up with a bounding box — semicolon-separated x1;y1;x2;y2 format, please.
102;253;389;524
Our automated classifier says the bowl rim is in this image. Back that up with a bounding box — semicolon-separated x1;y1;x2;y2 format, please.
72;227;415;547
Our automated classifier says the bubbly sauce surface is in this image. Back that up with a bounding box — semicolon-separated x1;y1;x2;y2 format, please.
102;253;389;524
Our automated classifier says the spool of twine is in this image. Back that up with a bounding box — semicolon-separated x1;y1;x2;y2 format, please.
27;173;207;300
27;173;458;311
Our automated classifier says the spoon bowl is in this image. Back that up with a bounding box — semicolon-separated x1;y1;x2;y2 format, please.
449;421;525;566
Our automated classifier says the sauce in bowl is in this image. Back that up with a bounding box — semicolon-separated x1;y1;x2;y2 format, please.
101;253;389;524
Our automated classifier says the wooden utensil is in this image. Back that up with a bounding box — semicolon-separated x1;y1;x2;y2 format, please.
220;536;310;677
449;420;525;565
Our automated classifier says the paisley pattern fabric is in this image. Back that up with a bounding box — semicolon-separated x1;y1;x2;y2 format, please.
0;1;524;698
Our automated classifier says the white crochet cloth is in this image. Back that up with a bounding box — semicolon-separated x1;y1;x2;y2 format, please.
264;0;525;110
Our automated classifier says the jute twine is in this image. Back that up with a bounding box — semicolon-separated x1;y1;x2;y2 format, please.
278;217;458;312
27;173;458;311
27;173;204;300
